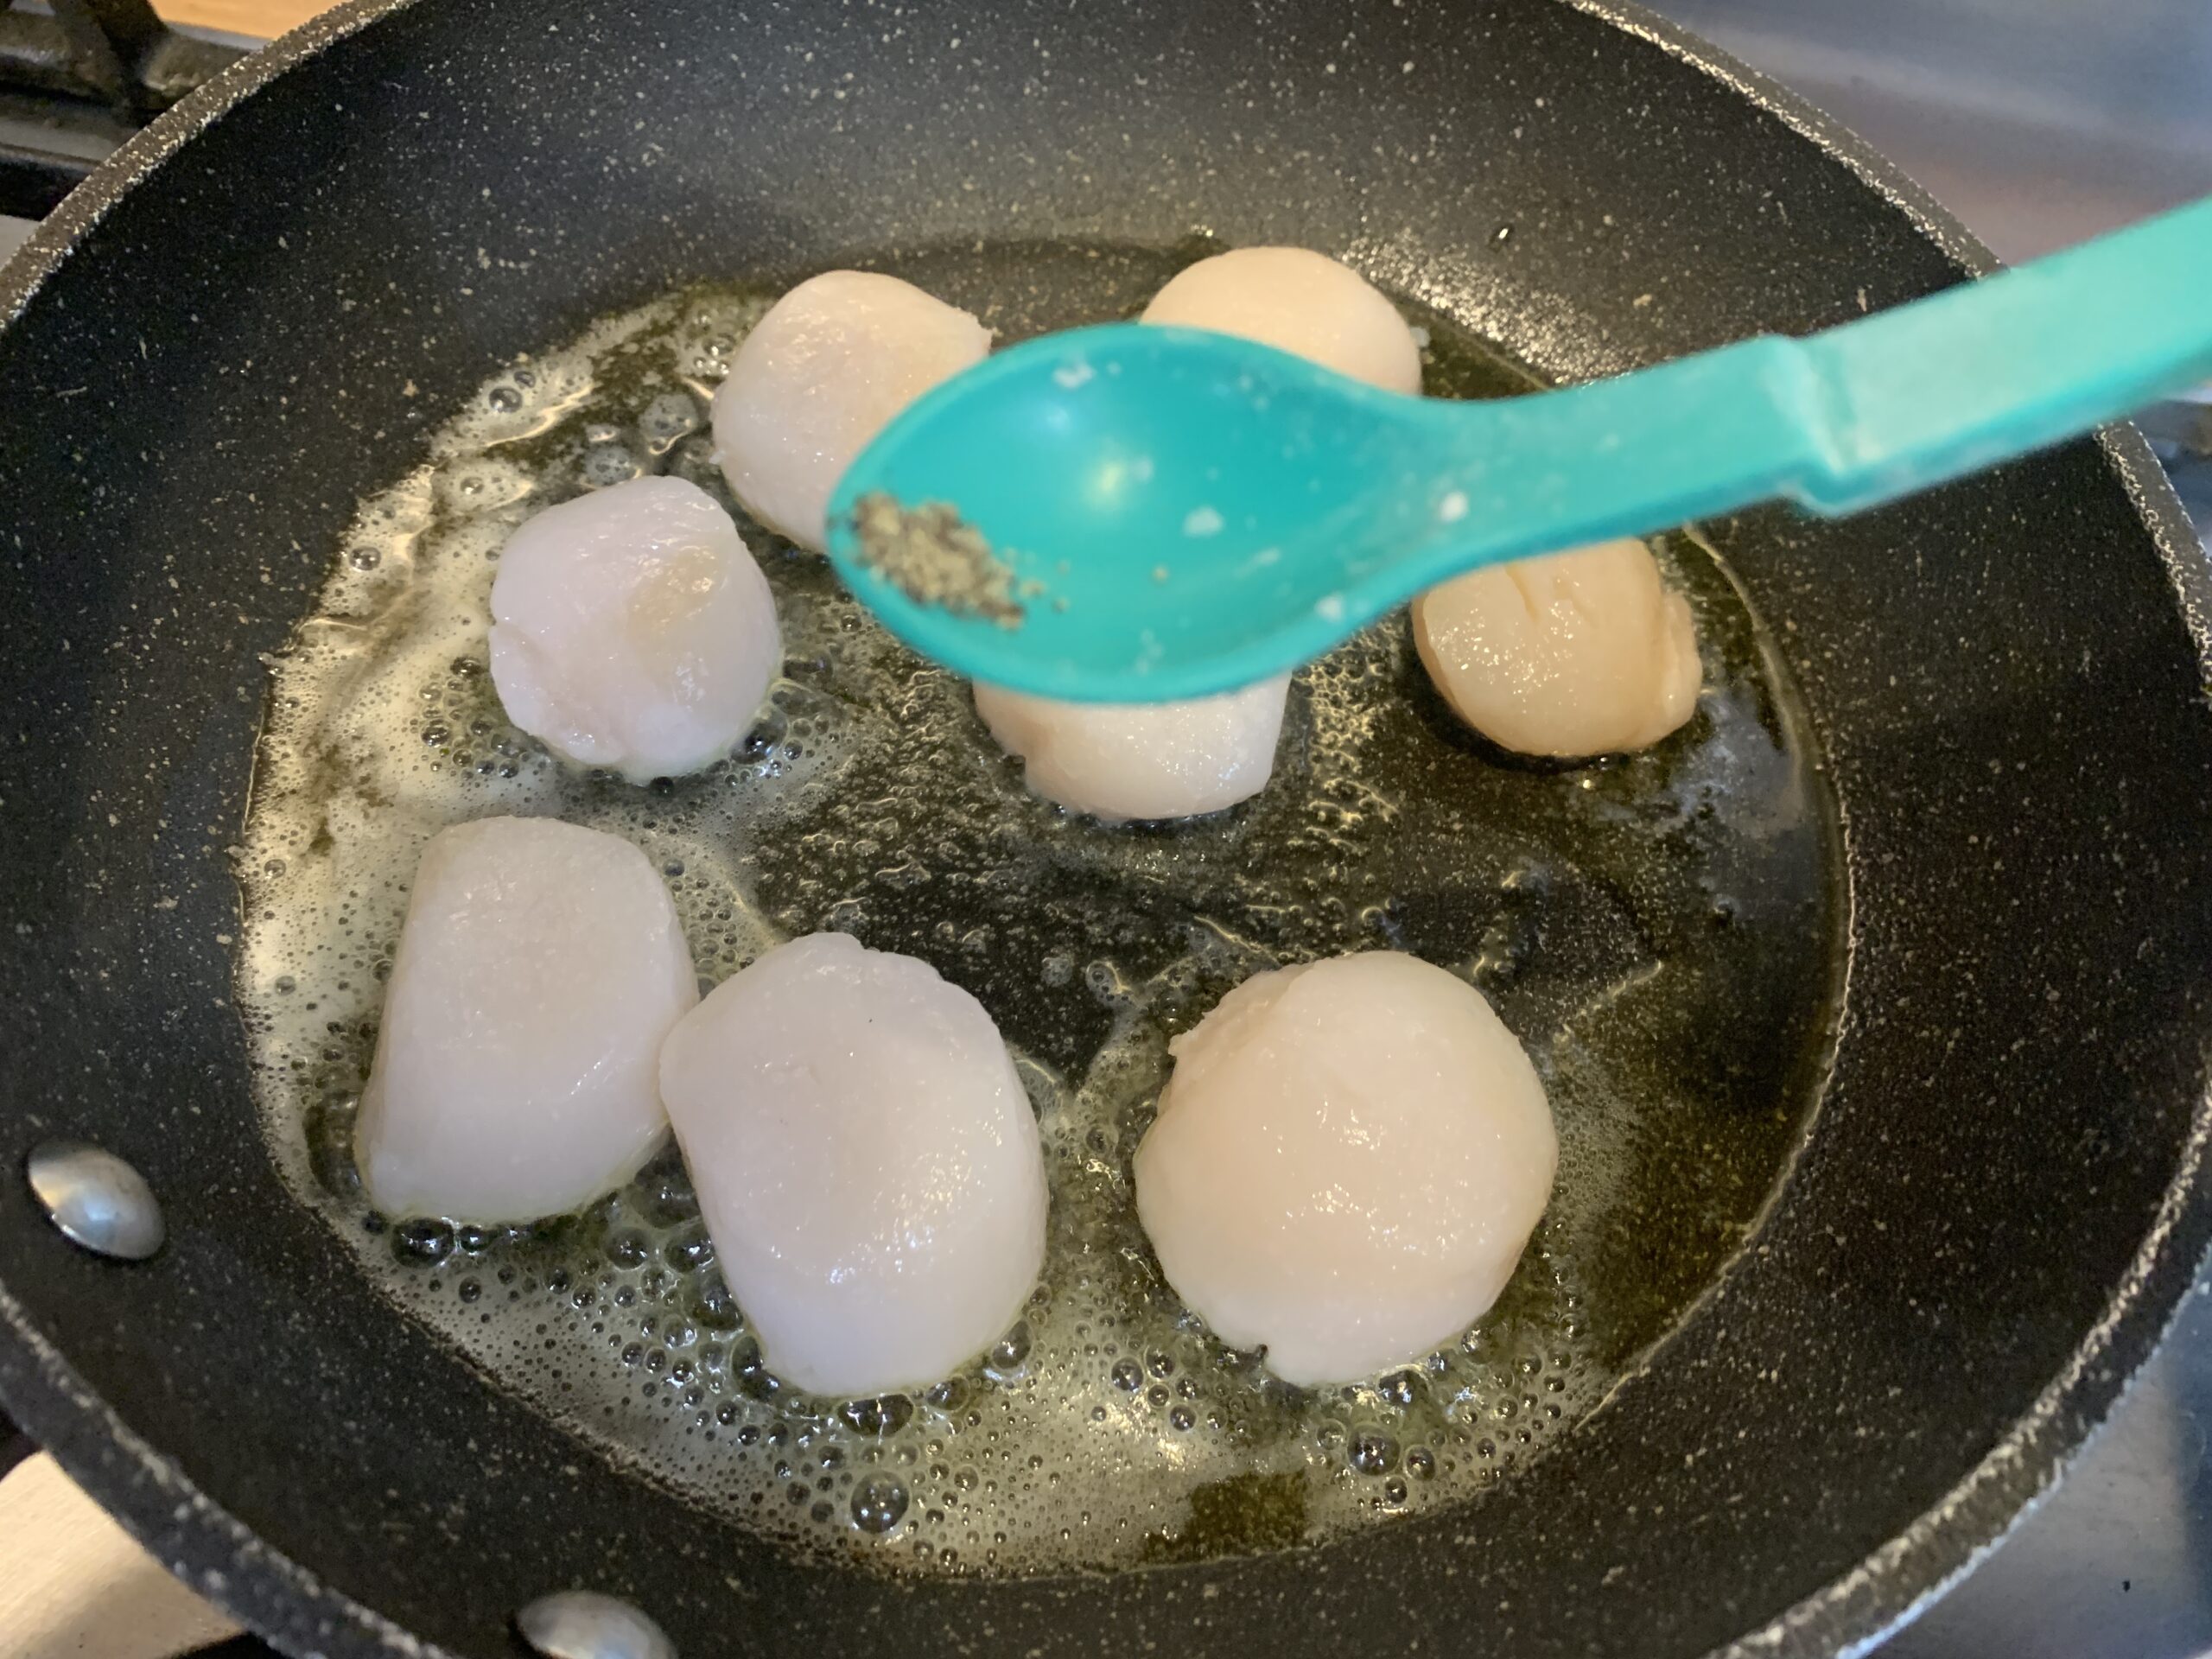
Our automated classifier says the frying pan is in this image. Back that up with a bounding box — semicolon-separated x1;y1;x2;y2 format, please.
2;1;2209;1656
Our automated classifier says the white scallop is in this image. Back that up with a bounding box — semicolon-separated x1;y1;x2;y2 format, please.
1141;246;1423;394
1412;537;1701;759
659;932;1047;1398
957;244;1409;823
711;270;992;552
356;817;697;1224
1133;951;1556;1387
971;675;1292;823
488;476;780;784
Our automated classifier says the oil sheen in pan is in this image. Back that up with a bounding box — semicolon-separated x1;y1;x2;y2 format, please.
232;242;1845;1575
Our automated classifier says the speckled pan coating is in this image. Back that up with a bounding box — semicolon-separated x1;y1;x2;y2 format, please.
1;2;2209;1657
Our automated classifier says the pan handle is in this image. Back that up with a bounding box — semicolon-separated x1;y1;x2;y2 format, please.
0;1408;285;1657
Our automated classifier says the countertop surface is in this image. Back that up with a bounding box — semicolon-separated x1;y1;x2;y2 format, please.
157;0;331;36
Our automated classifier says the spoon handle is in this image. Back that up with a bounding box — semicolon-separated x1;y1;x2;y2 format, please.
1795;191;2212;512
1403;193;2212;593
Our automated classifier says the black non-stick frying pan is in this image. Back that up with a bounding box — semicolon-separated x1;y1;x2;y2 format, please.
3;2;2210;1656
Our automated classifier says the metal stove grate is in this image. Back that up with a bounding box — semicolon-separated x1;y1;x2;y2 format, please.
0;0;240;217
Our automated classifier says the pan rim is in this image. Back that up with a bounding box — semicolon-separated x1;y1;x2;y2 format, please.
1;3;2208;1658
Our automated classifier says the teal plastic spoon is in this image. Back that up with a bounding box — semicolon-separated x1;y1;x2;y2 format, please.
823;194;2212;703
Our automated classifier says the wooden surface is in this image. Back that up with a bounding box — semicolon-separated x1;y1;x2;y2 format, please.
0;1455;238;1659
160;0;336;37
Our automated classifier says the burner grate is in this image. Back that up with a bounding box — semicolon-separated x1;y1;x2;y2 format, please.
0;0;242;215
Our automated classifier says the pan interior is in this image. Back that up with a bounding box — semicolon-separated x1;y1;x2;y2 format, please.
232;237;1844;1575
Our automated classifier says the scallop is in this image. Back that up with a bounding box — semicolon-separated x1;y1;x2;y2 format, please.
1141;246;1423;394
658;932;1047;1398
711;270;992;551
1412;537;1701;758
488;475;780;783
1133;951;1555;1386
971;675;1292;822
355;817;697;1224
959;245;1412;823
